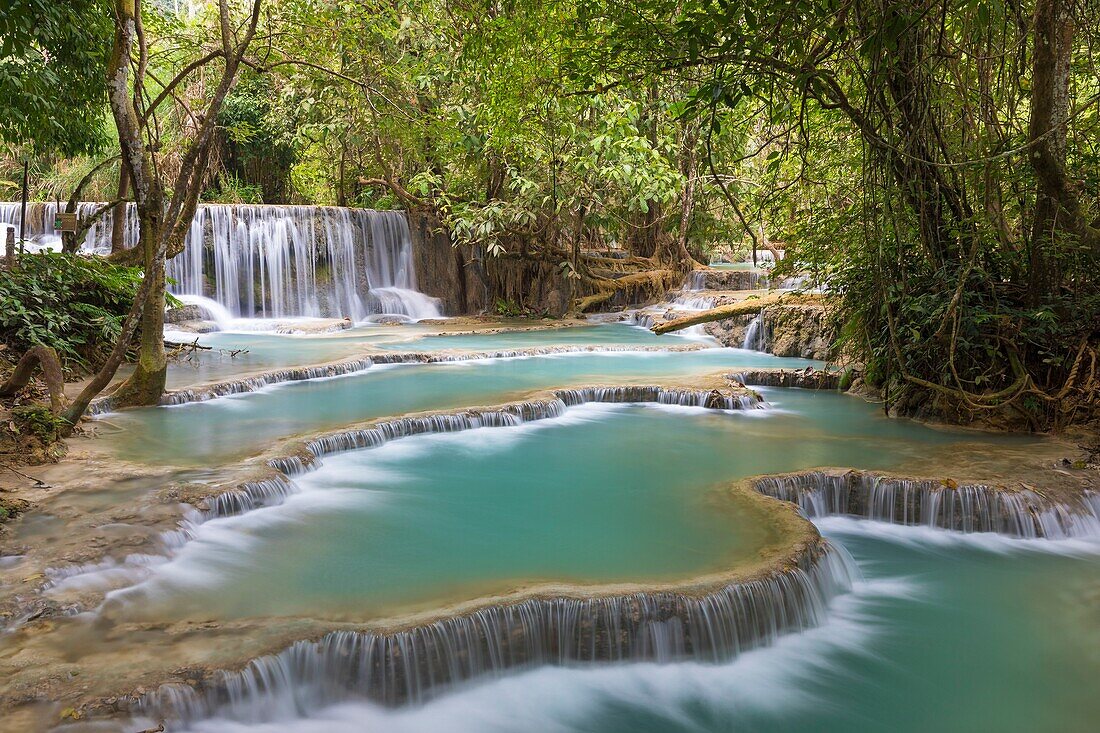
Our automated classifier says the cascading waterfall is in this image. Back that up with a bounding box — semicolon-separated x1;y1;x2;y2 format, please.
0;202;442;321
172;294;234;331
672;294;718;310
742;314;766;351
137;541;854;723
272;386;762;474
166;204;440;321
753;470;1100;539
0;201;132;253
556;386;763;411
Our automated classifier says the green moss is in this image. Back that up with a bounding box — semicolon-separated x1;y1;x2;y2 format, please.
11;405;67;444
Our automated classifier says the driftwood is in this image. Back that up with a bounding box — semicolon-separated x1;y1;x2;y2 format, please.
165;338;213;352
1;463;48;487
0;345;67;414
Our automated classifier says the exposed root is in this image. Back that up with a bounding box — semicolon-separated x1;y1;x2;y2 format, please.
573;267;679;313
0;346;67;414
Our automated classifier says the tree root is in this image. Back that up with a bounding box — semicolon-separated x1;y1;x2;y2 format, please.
0;346;67;414
573;267;680;313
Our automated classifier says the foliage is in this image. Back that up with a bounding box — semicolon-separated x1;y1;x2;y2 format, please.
216;74;299;202
5;0;1098;427
10;404;67;444
0;0;112;155
0;254;142;371
566;0;1100;428
204;173;265;204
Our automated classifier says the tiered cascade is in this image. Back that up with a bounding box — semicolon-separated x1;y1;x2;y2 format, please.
138;541;853;722
0;202;441;321
753;470;1100;539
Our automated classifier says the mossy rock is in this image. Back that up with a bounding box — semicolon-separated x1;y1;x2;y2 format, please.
1;405;68;465
0;495;31;523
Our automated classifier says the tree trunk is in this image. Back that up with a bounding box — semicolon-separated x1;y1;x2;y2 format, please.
99;0;168;408
111;166;130;253
1028;0;1075;302
877;0;971;266
62;0;261;427
675;123;701;265
108;209;168;406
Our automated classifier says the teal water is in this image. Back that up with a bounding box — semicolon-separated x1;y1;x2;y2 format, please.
160;323;685;389
109;398;1038;623
101;347;821;465
85;324;1100;733
176;529;1098;733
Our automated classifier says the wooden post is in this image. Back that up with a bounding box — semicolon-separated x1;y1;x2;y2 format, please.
19;160;29;253
5;226;14;269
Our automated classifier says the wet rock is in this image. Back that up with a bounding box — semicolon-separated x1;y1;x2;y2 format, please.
763;304;833;359
704;314;757;346
731;367;847;390
371;315;408;326
699;269;767;291
706;304;834;359
164;305;202;324
171;320;219;334
21;598;66;622
0;496;31;523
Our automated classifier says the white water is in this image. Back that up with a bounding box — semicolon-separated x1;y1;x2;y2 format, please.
0;202;442;322
743;314;765;351
175;295;235;331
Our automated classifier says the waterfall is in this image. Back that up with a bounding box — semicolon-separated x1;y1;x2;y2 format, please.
743;314;766;350
753;470;1100;539
172;294;234;331
165;204;440;321
137;541;854;723
556;386;764;411
672;294;718;310
0;202;441;321
284;386;762;472
159;387;764;536
0;201;131;253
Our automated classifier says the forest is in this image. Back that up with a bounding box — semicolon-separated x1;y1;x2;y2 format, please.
1;2;1099;732
3;0;1096;429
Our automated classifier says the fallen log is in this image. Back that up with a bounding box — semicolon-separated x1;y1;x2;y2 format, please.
651;293;822;334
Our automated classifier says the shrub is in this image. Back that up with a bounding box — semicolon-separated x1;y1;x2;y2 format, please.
0;253;141;372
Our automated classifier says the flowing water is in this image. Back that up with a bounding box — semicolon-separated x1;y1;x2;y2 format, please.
167;529;1099;733
4;225;1098;730
86;361;1096;732
100;336;820;465
1;202;441;320
99;399;1044;625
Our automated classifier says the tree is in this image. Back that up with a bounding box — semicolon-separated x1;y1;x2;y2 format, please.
0;0;112;156
568;0;1100;429
63;0;265;425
